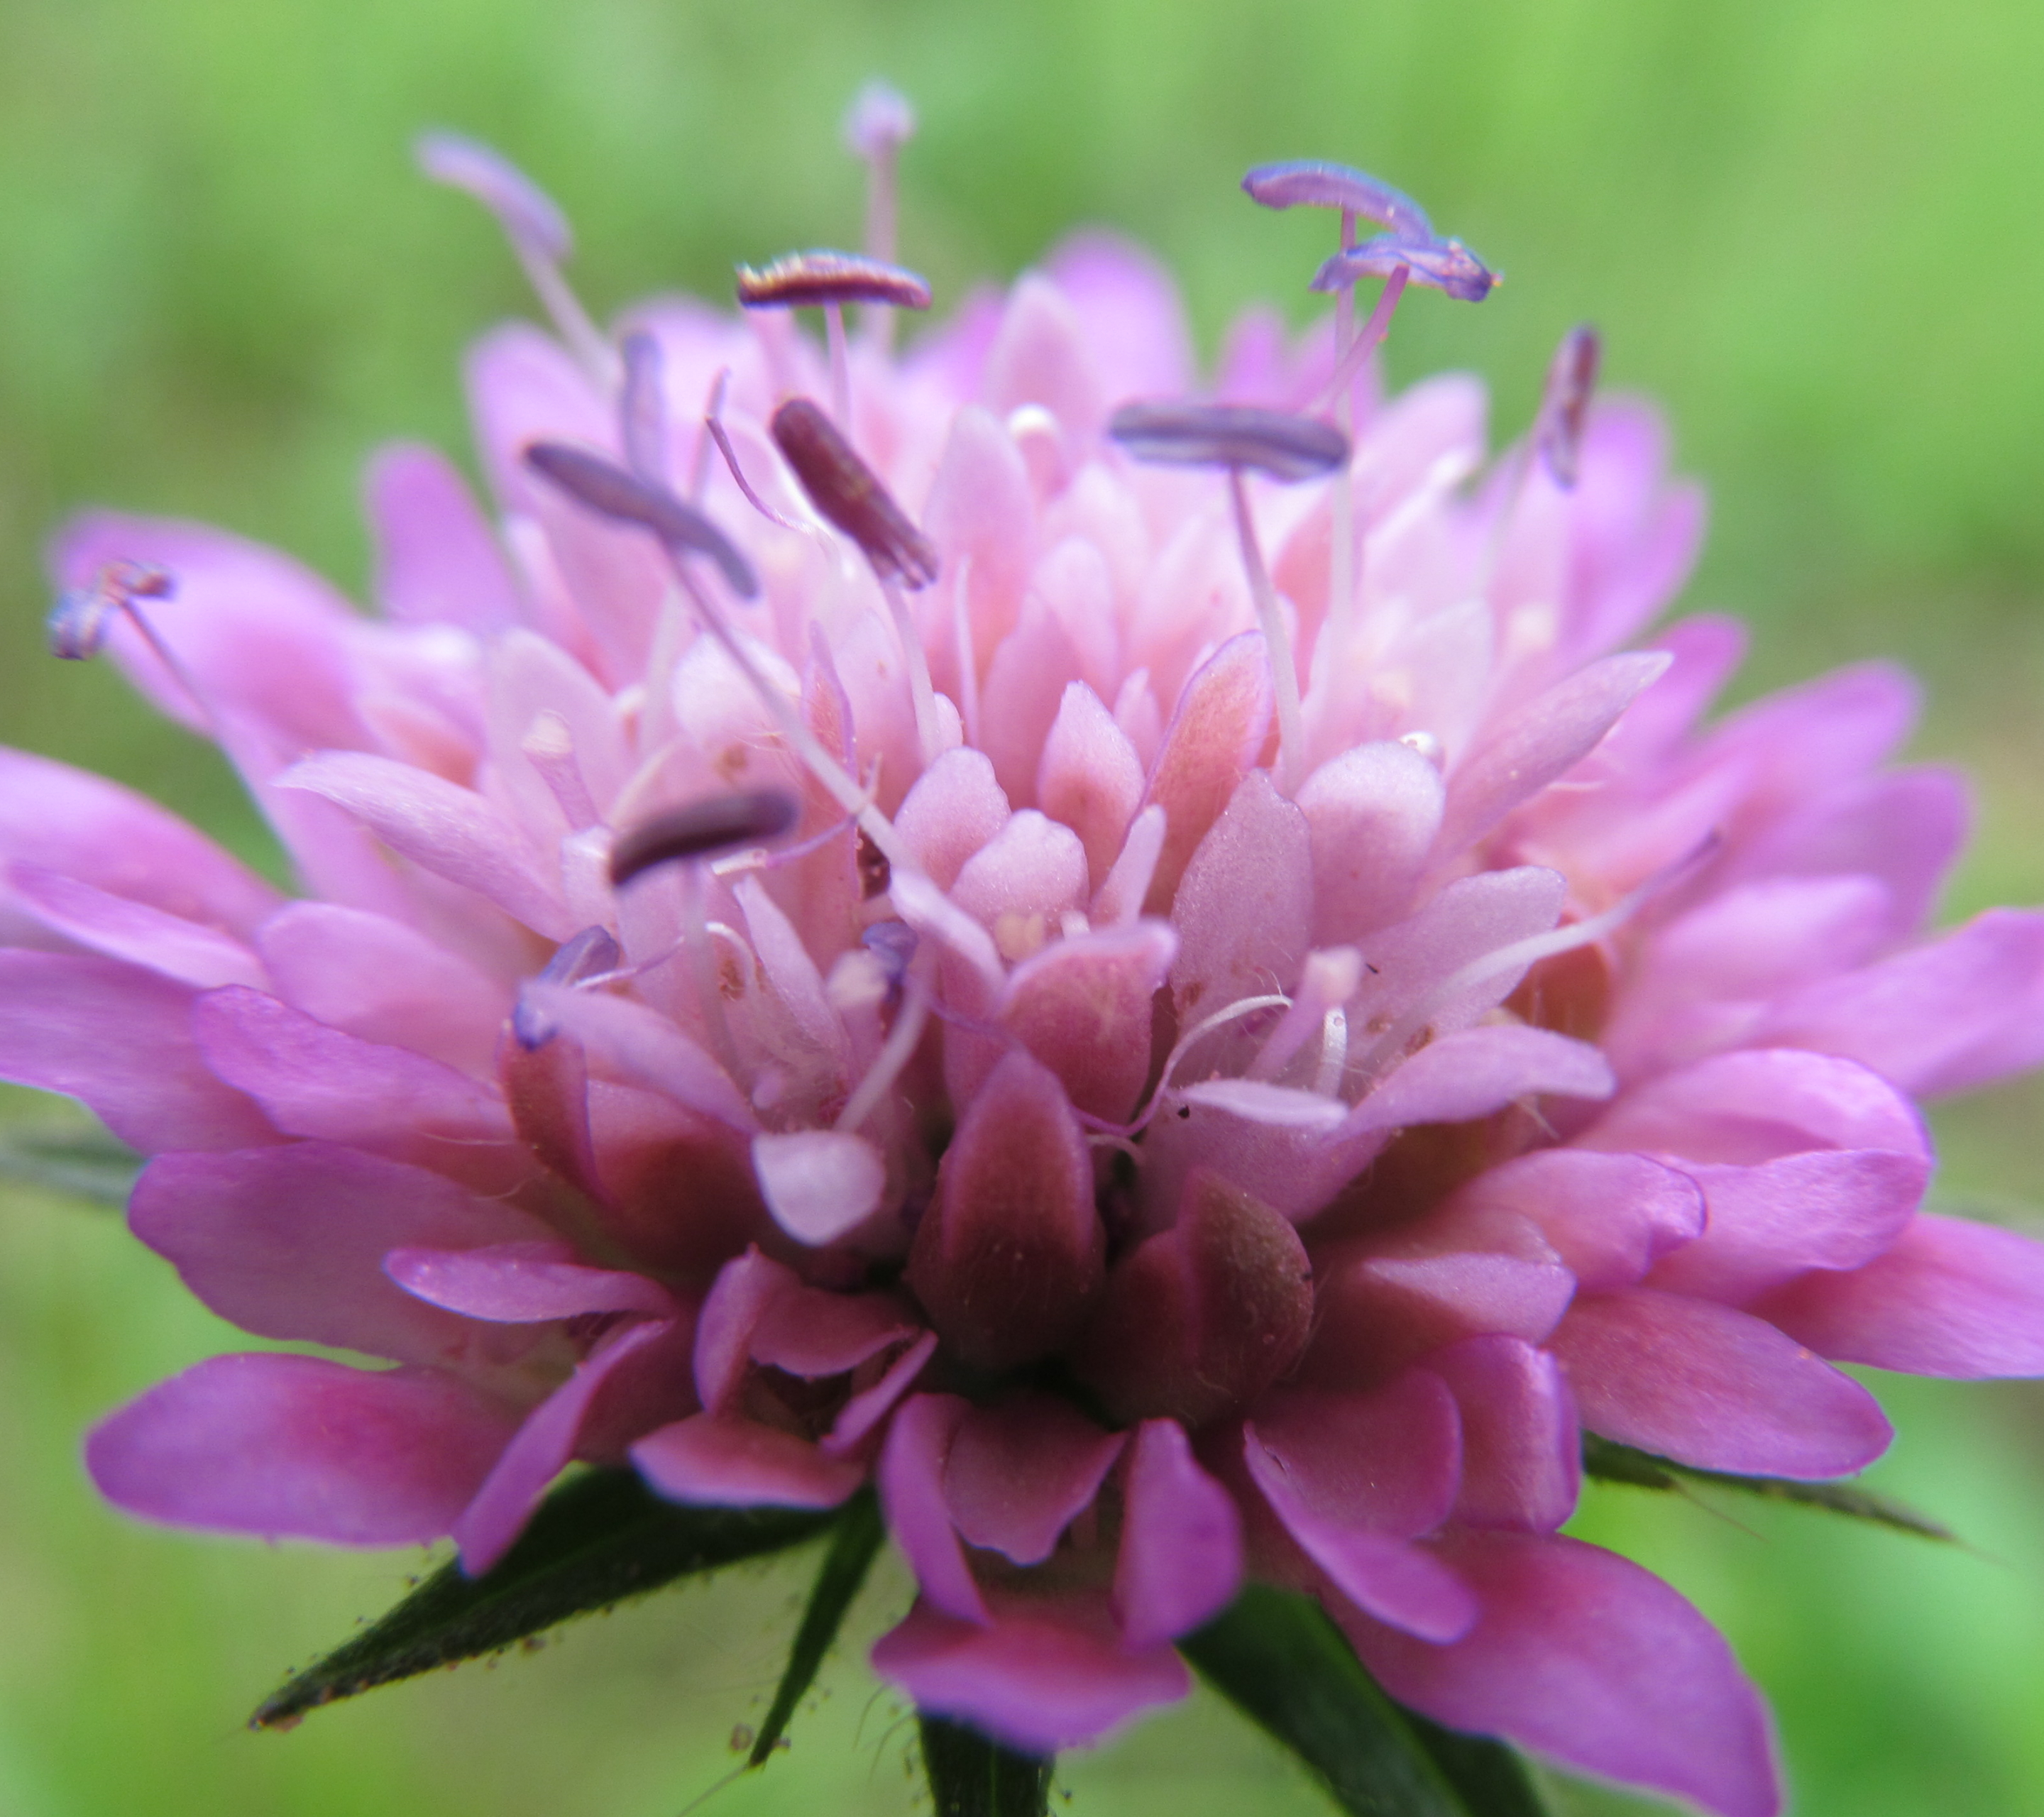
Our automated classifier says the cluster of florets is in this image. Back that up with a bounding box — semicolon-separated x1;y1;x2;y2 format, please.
8;91;2044;1817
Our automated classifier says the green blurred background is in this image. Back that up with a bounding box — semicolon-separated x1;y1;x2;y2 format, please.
4;0;2044;1811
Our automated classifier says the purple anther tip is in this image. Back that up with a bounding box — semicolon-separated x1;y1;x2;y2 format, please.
523;441;759;599
844;82;917;158
609;789;803;888
1536;324;1602;489
1311;233;1498;304
47;560;177;662
1107;400;1350;484
1241;160;1434;238
735;250;933;312
512;925;622;1048
770;397;941;588
860;918;918;984
416;130;572;263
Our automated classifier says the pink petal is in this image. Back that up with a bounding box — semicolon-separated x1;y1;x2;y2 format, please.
256;901;511;1077
1046;230;1194;402
922;406;1036;643
8;861;264;989
1177;1079;1347;1130
630;1414;865;1508
1138;632;1273;913
1346;1026;1614;1133
896;748;1013;890
1169;769;1312;1019
982;273;1105;441
871;1593;1190;1754
1249;1372;1463;1539
1348;867;1568;1037
520;983;756;1130
87;1353;518;1546
1349;1532;1781;1817
1037;681;1145;889
385;1241;676;1322
1113;1420;1243;1649
279;751;573;939
996;921;1177;1124
1459;1149;1704;1294
879;1393;989;1624
1551;1288;1891;1478
366;441;524;632
1435;652;1670;857
1757;1212;2044;1378
1297;740;1446;943
950;808;1089;952
821;1330;939;1457
133;1142;548;1363
692;1248;798;1412
749;1286;918;1378
1425;1336;1581;1532
943;1395;1126;1566
0;950;278;1153
751;1129;886;1245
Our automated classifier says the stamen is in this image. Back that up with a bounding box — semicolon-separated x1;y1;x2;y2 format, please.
1228;468;1305;794
523;441;759;599
1106;402;1348;483
608;789;801;888
521;709;601;830
1534;324;1601;489
46;560;174;662
1241;160;1434;238
688;369;727;503
1309;265;1411;413
843;82;917;266
417;131;615;385
1313;1007;1349;1098
1312;234;1498;304
769;399;940;586
619;331;668;483
949;554;981;748
1123;992;1294;1138
511;926;622;1050
835;970;929;1133
734;250;933;312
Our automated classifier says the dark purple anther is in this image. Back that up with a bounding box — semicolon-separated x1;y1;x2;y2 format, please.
1312;234;1498;304
512;925;622;1049
1241;160;1433;238
619;331;667;483
770;397;940;587
608;789;802;888
1536;324;1601;488
735;251;933;312
416;131;571;262
860;918;918;994
523;442;758;599
1107;402;1349;483
48;561;176;661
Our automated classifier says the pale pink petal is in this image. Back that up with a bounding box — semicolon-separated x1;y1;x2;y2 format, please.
132;1142;548;1363
520;983;756;1130
1348;867;1568;1037
1426;1336;1581;1532
630;1414;865;1508
1169;769;1312;1019
1345;1026;1615;1134
1037;681;1145;889
1551;1288;1891;1478
1757;1213;2044;1378
751;1129;887;1246
982;273;1105;440
1113;1420;1243;1649
1139;632;1273;913
1176;1079;1347;1130
1045;231;1194;402
1344;1532;1781;1817
87;1353;517;1546
943;1396;1126;1566
8;862;265;989
1297;740;1445;943
872;1593;1190;1754
996;921;1176;1123
367;441;524;633
386;1241;676;1322
1458;1149;1704;1294
0;950;278;1153
896;747;1013;891
950;810;1088;957
879;1393;989;1624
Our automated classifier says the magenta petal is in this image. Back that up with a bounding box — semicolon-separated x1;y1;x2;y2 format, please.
1139;630;1274;913
385;1241;676;1322
749;1285;918;1378
522;983;757;1130
0;950;278;1153
630;1415;864;1508
1250;1372;1463;1538
943;1396;1126;1566
1037;681;1146;889
872;1593;1191;1754
366;441;524;632
1758;1213;2044;1378
1346;1026;1615;1133
454;1319;673;1573
1551;1288;1891;1478
1348;1533;1780;1817
1463;1149;1703;1293
879;1393;989;1624
1113;1420;1243;1649
279;751;573;939
822;1331;939;1457
692;1248;798;1412
133;1143;549;1363
1426;1336;1581;1532
9;862;266;989
996;921;1177;1123
87;1352;517;1546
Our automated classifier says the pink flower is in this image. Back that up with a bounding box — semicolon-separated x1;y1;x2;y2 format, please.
9;122;2044;1817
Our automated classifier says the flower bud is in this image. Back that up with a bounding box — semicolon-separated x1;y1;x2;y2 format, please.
1077;1169;1312;1426
908;1050;1104;1370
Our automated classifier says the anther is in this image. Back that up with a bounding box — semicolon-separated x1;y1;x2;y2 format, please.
417;131;615;385
734;250;932;312
1241;160;1434;238
608;789;802;889
767;400;938;582
522;441;759;599
619;331;668;483
512;926;622;1050
47;560;175;662
1535;324;1601;489
1312;234;1499;304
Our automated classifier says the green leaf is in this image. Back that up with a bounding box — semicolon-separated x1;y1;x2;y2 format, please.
1582;1434;1957;1542
251;1468;835;1728
1180;1583;1472;1817
1403;1707;1553;1817
917;1714;1054;1817
0;1119;140;1206
749;1488;885;1767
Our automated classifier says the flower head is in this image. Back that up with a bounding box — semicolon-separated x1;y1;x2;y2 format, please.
9;101;2044;1817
